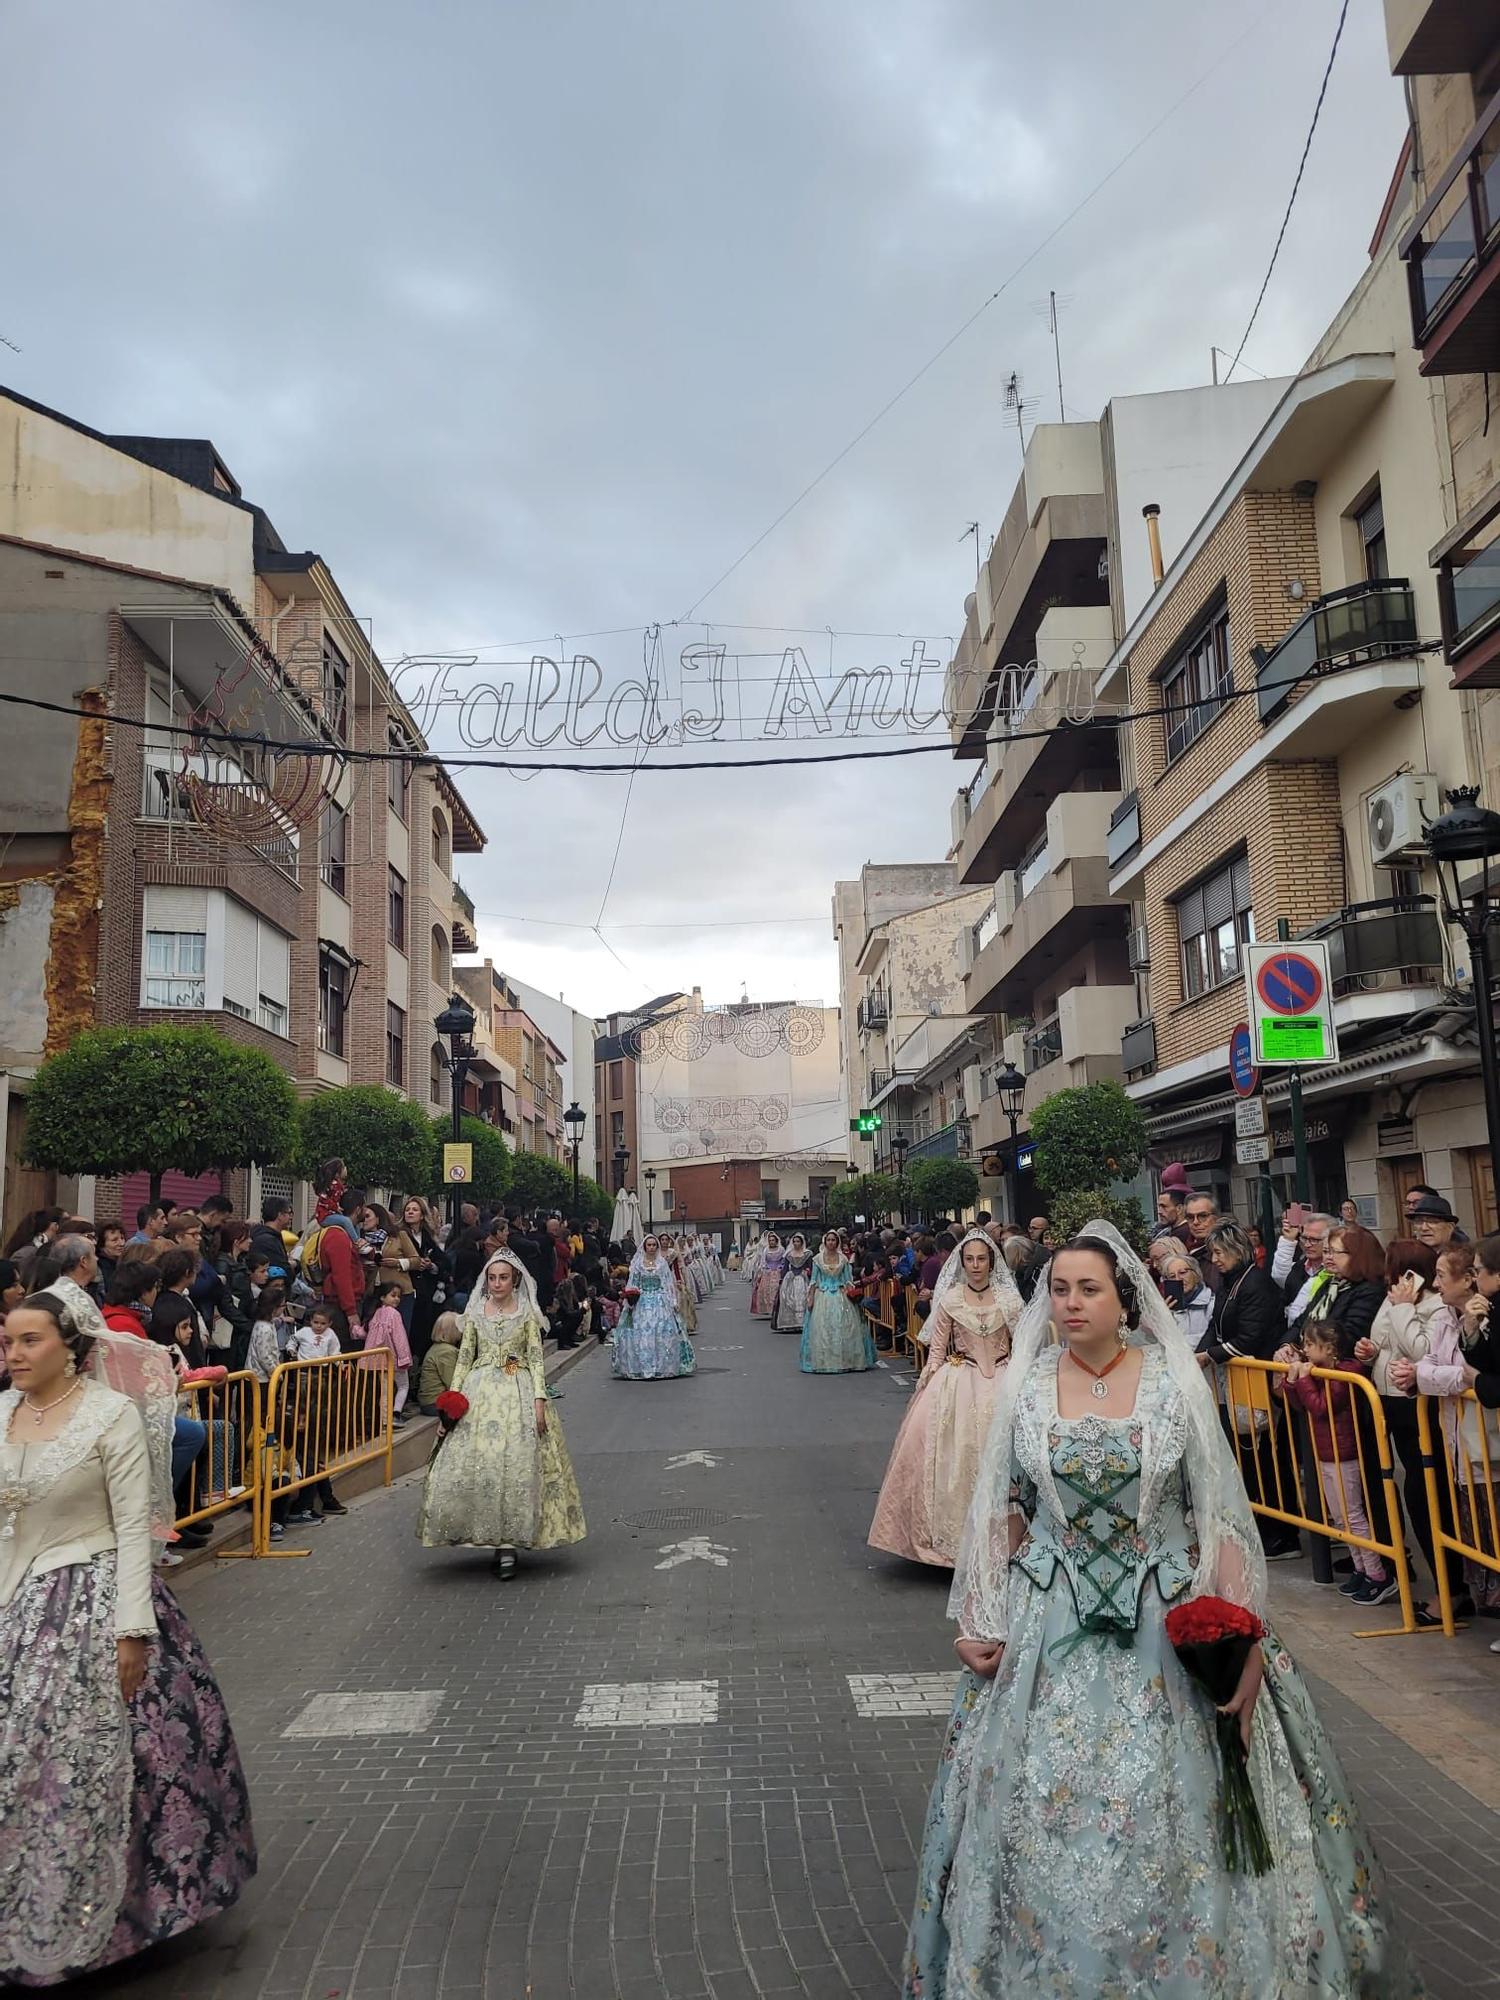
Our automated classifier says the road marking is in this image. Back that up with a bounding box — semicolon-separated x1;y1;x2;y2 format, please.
575;1680;719;1727
655;1535;734;1569
282;1690;446;1738
665;1449;721;1469
847;1672;956;1718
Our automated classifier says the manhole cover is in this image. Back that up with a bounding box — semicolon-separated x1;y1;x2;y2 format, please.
622;1506;730;1531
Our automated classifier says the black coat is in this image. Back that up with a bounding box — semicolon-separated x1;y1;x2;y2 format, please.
1306;1278;1384;1353
249;1222;291;1273
1202;1261;1284;1363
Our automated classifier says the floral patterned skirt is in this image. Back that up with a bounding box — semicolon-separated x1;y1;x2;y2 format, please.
0;1555;255;1987
799;1289;876;1373
868;1361;1003;1567
418;1361;587;1549
905;1576;1416;1998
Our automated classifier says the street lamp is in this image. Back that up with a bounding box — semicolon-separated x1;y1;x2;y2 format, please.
993;1060;1027;1229
563;1100;586;1212
643;1164;657;1229
613;1143;631;1194
1427;785;1500;1165
891;1129;910;1223
434;992;478;1231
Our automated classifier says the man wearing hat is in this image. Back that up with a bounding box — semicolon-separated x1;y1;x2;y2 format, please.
1408;1190;1468;1251
1150;1164;1193;1245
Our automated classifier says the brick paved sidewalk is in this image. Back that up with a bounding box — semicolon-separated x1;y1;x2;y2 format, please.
97;1289;1500;2000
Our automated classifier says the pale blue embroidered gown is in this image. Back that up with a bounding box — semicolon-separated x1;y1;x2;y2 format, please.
612;1270;696;1381
905;1348;1413;1999
800;1256;876;1374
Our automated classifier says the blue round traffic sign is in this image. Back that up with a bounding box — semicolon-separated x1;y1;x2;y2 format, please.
1229;1023;1258;1097
1255;951;1323;1016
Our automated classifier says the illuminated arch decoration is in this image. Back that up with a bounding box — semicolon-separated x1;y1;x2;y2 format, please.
631;1004;825;1063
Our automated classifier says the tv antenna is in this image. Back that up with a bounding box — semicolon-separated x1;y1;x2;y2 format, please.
1002;371;1038;463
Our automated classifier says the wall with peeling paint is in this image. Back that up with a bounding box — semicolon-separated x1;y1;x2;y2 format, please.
0;878;53;1064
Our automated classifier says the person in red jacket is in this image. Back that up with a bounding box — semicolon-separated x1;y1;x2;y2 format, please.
319;1189;365;1347
1276;1319;1396;1606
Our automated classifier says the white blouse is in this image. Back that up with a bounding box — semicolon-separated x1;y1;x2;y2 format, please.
0;1381;156;1637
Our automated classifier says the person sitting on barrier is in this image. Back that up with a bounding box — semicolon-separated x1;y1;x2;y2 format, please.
418;1311;463;1411
353;1278;413;1423
283;1306;348;1523
1278;1319;1398;1607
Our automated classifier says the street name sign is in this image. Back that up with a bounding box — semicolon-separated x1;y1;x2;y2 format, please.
1244;943;1338;1067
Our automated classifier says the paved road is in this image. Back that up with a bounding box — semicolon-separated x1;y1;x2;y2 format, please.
105;1283;1500;1999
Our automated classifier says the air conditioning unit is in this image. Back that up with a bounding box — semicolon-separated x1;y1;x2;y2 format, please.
1127;925;1151;971
1367;773;1440;866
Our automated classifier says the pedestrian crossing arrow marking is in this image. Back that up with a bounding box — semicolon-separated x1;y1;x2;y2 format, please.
655;1536;734;1568
665;1449;721;1469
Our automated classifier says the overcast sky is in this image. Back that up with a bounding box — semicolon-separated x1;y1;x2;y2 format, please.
3;1;1407;1019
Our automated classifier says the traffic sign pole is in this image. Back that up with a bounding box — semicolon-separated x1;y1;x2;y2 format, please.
1278;919;1312;1204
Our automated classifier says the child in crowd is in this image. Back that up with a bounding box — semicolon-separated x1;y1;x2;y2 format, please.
246;1278;293;1384
354;1278;413;1423
417;1311;463;1410
1278;1319;1396;1606
284;1305;348;1524
313;1157;348;1225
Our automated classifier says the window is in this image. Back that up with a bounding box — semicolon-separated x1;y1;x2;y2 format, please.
320;802;348;897
1177;855;1253;1000
1017;835;1050;901
1356;490;1388;582
432;809;449;873
388;866;406;950
144;929;206;1009
386;1002;406;1087
430;1042;445;1104
431;924;449;988
387;732;410;821
322;638;350;740
258;993;287;1036
318;948;348;1057
610;1110;625;1151
761;1181;780;1209
608;1059;624;1098
1161;603;1232;763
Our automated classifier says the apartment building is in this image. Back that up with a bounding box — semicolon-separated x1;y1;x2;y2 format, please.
593;992;685;1189
944;382;1287;1214
454;961;565;1158
831;865;990;1179
507;975;599;1173
0;385;485;1232
1384;3;1500;787
1108;213;1488;1229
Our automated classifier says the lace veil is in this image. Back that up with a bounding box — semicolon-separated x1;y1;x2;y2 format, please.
463;1249;550;1336
629;1244;679;1309
948;1218;1268;1642
83;1327;178;1549
931;1226;1023;1319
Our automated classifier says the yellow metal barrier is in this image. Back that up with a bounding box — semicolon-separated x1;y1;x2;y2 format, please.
1417;1389;1500;1636
174;1369;261;1535
248;1350;395;1560
1217;1357;1417;1638
902;1283;926;1368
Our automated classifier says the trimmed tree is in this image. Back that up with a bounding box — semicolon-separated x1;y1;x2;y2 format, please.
574;1175;615;1229
1028;1080;1150;1253
294;1085;436;1198
430;1113;510;1206
506;1149;574;1214
826;1172;899;1228
905;1156;979;1223
24;1024;298;1205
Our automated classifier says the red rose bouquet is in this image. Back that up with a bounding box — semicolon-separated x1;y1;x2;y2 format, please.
1164;1595;1273;1875
434;1390;469;1436
623;1286;641;1306
844;1284;865;1303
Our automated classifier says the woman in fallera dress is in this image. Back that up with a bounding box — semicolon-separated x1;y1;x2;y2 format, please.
801;1232;876;1374
663;1235;699;1334
750;1231;786;1319
774;1232;814;1334
904;1223;1415;1999
612;1237;696;1381
869;1228;1021;1567
0;1296;255;1987
417;1250;585;1579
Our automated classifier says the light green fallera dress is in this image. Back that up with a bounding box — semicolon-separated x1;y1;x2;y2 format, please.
904;1346;1415;1999
417;1304;585;1552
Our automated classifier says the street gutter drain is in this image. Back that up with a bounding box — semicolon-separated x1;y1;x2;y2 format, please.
623;1507;730;1531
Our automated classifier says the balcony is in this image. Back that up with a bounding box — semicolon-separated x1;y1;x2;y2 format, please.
1388;0;1499;75
964;795;1123;1015
856;993;888;1034
1121;1016;1157;1079
1106;791;1140;869
1400;92;1500;377
452;880;477;955
908;1121;962;1162
1023;1017;1063;1073
1299;896;1446;998
867;1068;892;1100
1254;580;1419;725
1436;486;1500;684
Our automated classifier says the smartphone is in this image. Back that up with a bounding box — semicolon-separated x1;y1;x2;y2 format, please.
1284;1202;1306;1230
1404;1270;1426;1296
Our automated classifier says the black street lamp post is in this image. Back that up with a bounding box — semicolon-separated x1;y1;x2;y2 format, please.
434;992;478;1232
1427;786;1500;1167
613;1144;631;1195
563;1101;586;1212
891;1130;910;1223
643;1165;657;1230
994;1061;1027;1229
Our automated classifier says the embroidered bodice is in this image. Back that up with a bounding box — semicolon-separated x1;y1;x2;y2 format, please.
811;1256;853;1295
637;1272;666;1294
762;1249;787;1273
455;1307;547;1397
926;1289;1016;1379
1011;1349;1198;1641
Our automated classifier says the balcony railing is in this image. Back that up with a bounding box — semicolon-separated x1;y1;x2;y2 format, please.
1401;90;1500;374
453;879;476;926
1121;1017;1157;1078
1253;580;1419;724
857;994;888;1034
1298;895;1445;997
867;1068;892;1098
908;1121;961;1161
1024;1017;1063;1074
1107;790;1140;869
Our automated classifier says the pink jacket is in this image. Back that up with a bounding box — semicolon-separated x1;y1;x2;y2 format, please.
353;1302;412;1369
1416;1304;1482;1466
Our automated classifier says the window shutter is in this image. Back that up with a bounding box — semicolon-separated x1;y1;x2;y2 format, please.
222;896;259;1013
258;919;291;1010
1202;867;1234;931
143;886;208;932
1178;885;1204;938
1231;855;1252;914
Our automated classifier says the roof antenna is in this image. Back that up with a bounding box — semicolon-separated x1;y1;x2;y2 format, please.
1003;371;1037;466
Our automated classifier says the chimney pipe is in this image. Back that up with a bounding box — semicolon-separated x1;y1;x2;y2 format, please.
1142;503;1165;588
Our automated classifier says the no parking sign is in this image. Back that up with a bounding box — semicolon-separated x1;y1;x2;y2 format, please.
1244;943;1338;1066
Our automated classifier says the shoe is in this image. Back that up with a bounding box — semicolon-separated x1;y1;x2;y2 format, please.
1364;1576;1401;1606
493;1546;517;1579
1264;1542;1303;1562
1350;1579;1380;1605
321;1499;349;1516
1338;1574;1363;1596
175;1524;212;1545
1490;1639;1500;1654
287;1510;320;1525
269;1523;285;1541
156;1549;184;1567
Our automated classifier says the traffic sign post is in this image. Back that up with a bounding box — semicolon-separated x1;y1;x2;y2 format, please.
442;1142;473;1186
1229;1023;1259;1097
1245;942;1337;1068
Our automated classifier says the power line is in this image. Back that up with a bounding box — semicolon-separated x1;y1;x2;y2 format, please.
676;10;1269;623
1222;0;1350;384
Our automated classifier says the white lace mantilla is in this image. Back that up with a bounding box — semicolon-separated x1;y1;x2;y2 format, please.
0;1383;128;1540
